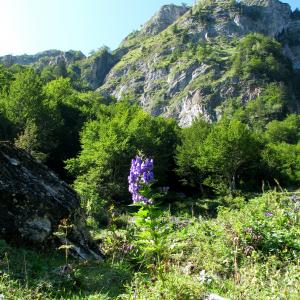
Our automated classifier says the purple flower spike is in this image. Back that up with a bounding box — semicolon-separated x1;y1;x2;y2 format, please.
128;155;154;204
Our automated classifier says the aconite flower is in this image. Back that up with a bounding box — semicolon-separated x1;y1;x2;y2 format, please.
128;156;154;204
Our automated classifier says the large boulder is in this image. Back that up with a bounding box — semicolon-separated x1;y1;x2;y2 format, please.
0;142;102;260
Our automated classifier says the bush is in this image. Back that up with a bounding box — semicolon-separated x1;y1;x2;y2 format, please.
176;117;260;195
176;117;211;193
231;33;292;81
66;100;179;214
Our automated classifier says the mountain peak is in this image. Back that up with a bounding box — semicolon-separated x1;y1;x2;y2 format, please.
141;4;189;36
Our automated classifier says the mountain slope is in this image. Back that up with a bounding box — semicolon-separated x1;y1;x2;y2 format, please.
99;0;300;126
1;0;299;126
0;4;188;91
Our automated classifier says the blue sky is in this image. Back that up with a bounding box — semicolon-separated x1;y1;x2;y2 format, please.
0;0;298;56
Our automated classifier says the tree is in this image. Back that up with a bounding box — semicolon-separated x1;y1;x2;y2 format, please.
43;77;85;174
176;117;211;193
0;111;12;140
265;114;300;145
197;118;259;194
262;114;300;186
0;64;13;93
262;142;300;185
66;101;179;213
1;68;60;160
244;83;287;129
14;120;47;161
176;117;260;195
232;33;292;81
226;83;288;131
3;69;45;127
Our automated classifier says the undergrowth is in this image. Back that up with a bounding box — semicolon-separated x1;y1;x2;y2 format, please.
0;191;299;299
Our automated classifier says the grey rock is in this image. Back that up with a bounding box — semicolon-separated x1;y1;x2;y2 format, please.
240;0;291;37
81;49;119;89
0;142;102;260
141;4;189;36
282;20;300;70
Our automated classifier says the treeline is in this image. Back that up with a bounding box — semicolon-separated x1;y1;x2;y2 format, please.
0;65;107;177
0;33;299;220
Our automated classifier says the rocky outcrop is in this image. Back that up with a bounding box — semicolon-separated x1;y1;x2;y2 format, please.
0;142;102;260
80;49;119;89
240;0;291;37
0;50;85;67
99;0;300;126
141;4;189;36
281;20;300;70
120;4;189;50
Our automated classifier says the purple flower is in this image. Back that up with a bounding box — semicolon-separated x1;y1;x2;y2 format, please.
289;194;299;203
264;212;273;217
128;155;154;204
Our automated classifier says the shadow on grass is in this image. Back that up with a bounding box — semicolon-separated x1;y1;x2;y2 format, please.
0;239;132;299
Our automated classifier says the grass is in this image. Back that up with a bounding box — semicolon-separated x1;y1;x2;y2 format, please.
0;241;131;299
1;191;299;299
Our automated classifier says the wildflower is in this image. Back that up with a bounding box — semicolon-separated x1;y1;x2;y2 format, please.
265;212;273;217
200;269;206;283
289;193;299;203
244;227;253;234
128;155;154;204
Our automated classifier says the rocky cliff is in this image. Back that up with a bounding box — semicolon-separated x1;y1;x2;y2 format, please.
99;0;300;126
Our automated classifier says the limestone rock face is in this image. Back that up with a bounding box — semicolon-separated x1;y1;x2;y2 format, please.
0;142;102;260
99;0;300;126
80;50;119;89
282;20;300;70
141;4;189;36
240;0;291;37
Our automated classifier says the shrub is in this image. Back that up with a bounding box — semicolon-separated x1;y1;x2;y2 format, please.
66;101;179;215
231;33;292;82
176;117;260;195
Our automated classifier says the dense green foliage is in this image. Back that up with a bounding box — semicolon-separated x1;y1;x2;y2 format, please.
0;44;299;205
177;97;300;195
66;101;178;215
231;33;292;81
0;65;105;175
